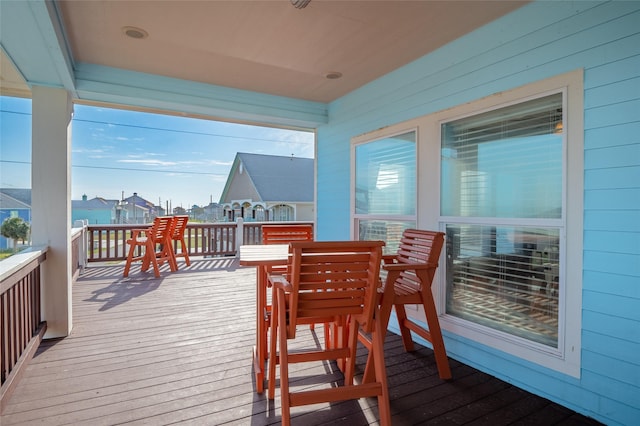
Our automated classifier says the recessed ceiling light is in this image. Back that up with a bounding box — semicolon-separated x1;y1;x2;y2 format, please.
122;26;148;39
324;71;343;80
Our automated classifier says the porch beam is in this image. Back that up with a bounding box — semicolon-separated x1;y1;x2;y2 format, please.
74;63;327;129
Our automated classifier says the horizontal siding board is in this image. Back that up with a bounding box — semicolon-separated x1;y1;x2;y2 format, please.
580;368;640;419
584;144;640;170
585;54;640;88
584;210;640;232
582;310;640;343
584;76;640;108
583;270;640;297
582;330;640;366
585;122;640;150
582;350;640;388
584;187;640;209
585;166;640;190
582;290;640;321
583;250;640;276
584;99;640;129
583;229;640;254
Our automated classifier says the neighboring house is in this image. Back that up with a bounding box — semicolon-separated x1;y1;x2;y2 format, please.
121;192;162;224
71;194;119;225
219;153;314;222
202;202;224;222
0;188;32;250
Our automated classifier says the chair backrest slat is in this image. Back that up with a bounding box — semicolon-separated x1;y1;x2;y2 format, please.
150;216;174;242
394;229;445;289
171;215;189;239
262;224;313;245
286;240;384;336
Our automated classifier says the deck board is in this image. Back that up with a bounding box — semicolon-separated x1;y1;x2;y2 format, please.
1;258;600;425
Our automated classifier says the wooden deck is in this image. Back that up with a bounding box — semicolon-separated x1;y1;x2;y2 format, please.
1;258;600;425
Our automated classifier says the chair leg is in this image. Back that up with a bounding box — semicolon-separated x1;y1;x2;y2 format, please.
179;238;191;266
268;288;279;400
343;316;359;386
362;292;393;384
371;314;392;426
123;242;137;277
144;241;161;278
421;292;452;380
276;290;291;426
394;304;415;352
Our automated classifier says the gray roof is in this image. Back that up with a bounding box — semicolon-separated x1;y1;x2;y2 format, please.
0;188;31;207
238;153;313;202
72;197;119;210
0;192;31;209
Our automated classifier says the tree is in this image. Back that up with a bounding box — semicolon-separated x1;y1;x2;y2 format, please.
1;217;30;252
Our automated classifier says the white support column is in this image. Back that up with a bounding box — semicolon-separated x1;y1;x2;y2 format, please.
31;86;74;338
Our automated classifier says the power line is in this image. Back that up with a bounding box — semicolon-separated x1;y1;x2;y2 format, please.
0;109;313;145
1;160;227;176
73;118;312;145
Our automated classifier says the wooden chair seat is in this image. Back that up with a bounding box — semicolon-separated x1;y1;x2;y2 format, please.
267;240;390;426
123;216;177;278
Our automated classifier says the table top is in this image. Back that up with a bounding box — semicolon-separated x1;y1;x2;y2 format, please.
238;244;289;266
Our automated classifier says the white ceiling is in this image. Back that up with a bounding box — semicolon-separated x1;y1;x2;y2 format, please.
2;0;526;104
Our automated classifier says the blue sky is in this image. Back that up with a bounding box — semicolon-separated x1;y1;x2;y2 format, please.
1;96;314;209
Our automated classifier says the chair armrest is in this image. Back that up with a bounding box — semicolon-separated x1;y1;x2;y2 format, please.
381;254;396;265
268;274;293;292
382;261;437;272
127;228;148;241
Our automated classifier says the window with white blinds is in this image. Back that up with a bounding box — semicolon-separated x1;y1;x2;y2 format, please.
354;131;416;253
441;93;564;348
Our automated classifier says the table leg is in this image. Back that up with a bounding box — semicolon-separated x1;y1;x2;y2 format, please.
254;265;268;393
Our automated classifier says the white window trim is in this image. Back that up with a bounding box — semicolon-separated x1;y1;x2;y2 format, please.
351;69;583;378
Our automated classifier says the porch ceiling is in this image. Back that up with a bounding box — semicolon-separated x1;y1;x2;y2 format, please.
1;1;526;105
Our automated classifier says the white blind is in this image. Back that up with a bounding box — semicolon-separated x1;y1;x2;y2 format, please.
441;93;563;219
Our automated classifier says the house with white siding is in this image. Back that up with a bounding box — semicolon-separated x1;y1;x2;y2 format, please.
1;1;638;424
219;152;314;222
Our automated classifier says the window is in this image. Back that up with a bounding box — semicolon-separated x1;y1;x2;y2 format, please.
441;93;563;347
352;131;416;253
272;204;293;221
436;71;583;377
352;70;583;377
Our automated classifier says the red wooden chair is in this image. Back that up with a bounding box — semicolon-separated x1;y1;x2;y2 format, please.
360;229;451;381
123;216;177;278
262;224;322;336
267;240;390;426
170;215;190;267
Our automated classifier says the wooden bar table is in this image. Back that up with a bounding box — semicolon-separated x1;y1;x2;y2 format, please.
238;244;289;394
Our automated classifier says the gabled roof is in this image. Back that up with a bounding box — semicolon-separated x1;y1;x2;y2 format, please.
0;188;31;207
72;197;119;210
0;191;31;210
221;153;314;203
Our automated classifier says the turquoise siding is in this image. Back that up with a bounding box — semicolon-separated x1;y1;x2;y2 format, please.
72;209;113;225
316;1;640;425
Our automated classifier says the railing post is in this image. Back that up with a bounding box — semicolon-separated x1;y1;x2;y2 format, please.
74;220;88;273
236;217;244;257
